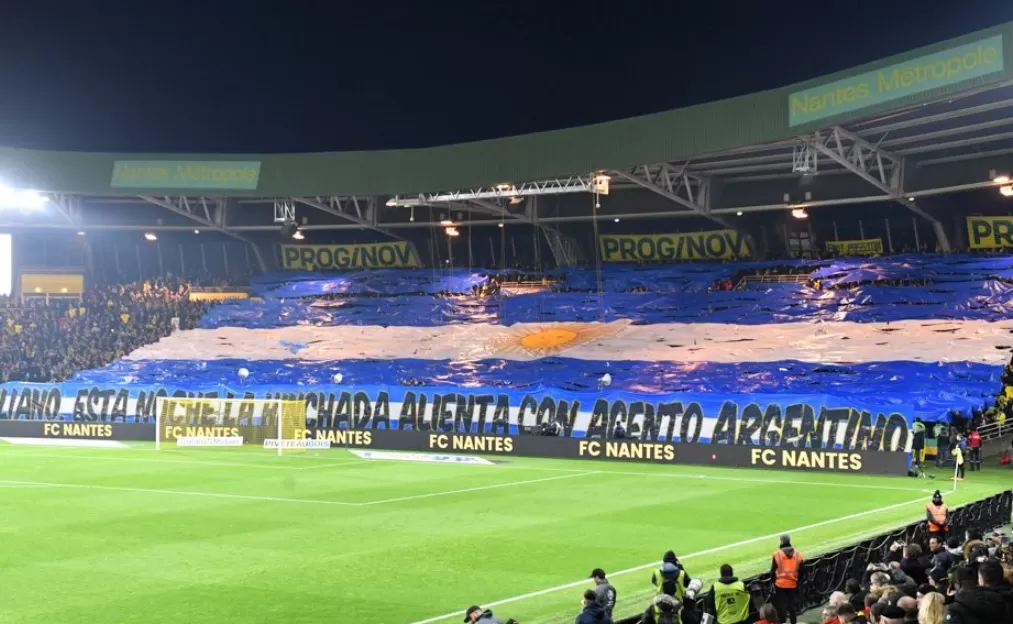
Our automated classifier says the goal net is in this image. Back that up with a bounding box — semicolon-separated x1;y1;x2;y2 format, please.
154;397;318;455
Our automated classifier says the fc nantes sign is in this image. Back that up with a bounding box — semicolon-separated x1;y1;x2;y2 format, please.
967;216;1013;249
282;242;421;270
599;230;751;263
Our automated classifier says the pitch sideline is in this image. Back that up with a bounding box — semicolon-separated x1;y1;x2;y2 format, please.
406;493;932;624
0;446;928;494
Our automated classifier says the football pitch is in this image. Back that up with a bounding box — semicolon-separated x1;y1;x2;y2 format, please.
0;444;1007;624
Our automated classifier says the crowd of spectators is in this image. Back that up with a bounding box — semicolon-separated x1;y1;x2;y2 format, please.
462;507;1013;624
818;524;1013;624
0;278;210;383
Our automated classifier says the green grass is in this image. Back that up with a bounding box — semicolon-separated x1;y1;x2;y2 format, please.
0;443;1007;624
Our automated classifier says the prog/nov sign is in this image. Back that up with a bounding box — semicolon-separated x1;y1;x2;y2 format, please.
110;161;262;190
789;35;1004;127
967;216;1013;249
599;230;751;263
282;242;421;270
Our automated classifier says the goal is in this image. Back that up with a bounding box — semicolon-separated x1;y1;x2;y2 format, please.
154;397;314;455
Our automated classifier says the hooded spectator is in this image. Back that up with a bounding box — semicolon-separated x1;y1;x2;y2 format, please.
638;594;681;624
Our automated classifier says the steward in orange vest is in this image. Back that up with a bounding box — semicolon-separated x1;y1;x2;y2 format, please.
771;534;804;624
925;490;949;534
772;541;803;589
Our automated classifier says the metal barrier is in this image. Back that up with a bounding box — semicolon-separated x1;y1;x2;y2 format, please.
742;490;1012;618
612;490;1011;624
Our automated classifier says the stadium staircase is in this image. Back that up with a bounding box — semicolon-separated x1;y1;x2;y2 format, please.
735;274;810;290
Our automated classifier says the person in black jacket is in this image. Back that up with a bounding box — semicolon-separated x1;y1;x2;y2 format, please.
928;536;953;580
945;559;1013;624
576;589;612;624
900;544;930;586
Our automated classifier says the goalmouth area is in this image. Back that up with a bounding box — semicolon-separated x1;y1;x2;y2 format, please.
0;442;1007;624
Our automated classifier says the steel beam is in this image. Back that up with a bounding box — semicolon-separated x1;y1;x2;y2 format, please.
137;195;267;271
292;196;403;240
807;127;951;252
388;176;597;207
612;165;739;231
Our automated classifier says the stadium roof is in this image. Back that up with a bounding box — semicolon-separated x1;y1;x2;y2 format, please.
3;21;1013;255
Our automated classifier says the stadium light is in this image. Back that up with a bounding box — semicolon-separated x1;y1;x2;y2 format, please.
736;211;743;216
76;231;85;236
144;232;157;241
614;218;620;223
791;208;808;219
440;219;454;226
193;229;200;235
991;169;1010;184
1000;185;1013;198
445;227;460;237
497;222;504;228
0;186;47;211
292;229;305;240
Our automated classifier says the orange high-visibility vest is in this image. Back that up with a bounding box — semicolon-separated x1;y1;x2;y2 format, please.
926;503;948;531
773;550;802;589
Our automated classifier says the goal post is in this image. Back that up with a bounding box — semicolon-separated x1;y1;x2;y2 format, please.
154;397;312;455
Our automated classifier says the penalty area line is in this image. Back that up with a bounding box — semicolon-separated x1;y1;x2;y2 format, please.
406;494;930;624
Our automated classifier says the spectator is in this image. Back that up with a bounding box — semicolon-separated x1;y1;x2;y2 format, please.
880;605;906;624
836;604;859;624
896;596;918;623
754;603;779;624
945;559;1012;623
927;537;952;581
589;568;617;618
868;602;887;624
0;278;209;383
464;605;504;624
821;605;839;624
902;544;930;586
845;578;866;614
576;589;611;624
917;593;944;624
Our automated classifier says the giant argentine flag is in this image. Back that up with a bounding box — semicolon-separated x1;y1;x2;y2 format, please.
68;256;1013;436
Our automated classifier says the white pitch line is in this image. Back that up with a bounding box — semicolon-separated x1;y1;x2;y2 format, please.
0;450;363;471
0;479;362;506
0;472;598;508
406;493;931;624
357;472;596;506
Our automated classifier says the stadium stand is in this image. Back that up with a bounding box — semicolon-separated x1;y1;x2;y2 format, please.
0;278;208;382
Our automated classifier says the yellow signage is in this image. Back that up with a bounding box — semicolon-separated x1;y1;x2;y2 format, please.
967;216;1013;249
20;273;84;296
188;291;249;302
826;238;884;256
598;231;751;263
282;242;421;270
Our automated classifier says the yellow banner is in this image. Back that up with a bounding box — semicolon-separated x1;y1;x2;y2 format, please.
282;242;421;270
188;291;249;302
826;238;884;256
967;216;1013;249
20;273;84;295
598;230;751;263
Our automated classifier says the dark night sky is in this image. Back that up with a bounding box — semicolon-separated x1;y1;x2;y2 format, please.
1;0;1012;154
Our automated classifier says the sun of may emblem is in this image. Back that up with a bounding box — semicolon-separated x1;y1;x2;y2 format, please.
489;322;623;357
